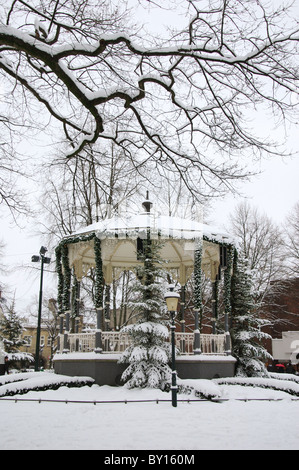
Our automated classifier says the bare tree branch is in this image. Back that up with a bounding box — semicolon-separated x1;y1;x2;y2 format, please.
0;0;298;202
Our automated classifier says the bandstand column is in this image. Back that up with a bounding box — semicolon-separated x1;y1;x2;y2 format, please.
58;313;64;352
55;245;64;353
95;308;103;353
63;309;71;353
224;311;231;355
103;283;111;351
74;279;81;351
94;236;104;353
193;241;202;355
104;284;111;330
223;245;234;355
62;244;71;353
74;279;81;333
180;285;186;353
211;275;219;335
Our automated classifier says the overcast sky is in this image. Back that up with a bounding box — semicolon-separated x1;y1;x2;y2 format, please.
210;153;299;228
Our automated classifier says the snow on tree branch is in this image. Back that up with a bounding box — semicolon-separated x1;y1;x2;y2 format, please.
0;0;298;198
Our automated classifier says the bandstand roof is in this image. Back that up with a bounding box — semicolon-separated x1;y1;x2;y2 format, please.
72;211;232;244
61;203;234;284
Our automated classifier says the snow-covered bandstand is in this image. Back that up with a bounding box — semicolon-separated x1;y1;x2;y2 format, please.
53;196;236;384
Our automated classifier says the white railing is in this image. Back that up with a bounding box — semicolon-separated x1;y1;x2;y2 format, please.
201;333;227;354
175;333;194;354
175;333;227;355
69;333;95;352
102;331;132;352
58;331;228;355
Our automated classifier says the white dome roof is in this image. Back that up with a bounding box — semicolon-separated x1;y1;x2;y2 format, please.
70;211;233;244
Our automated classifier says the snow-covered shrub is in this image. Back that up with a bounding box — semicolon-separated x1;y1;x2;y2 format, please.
119;238;173;389
230;252;272;377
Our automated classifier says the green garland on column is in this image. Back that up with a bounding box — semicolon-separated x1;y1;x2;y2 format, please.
55;246;63;315
61;243;72;312
94;235;104;310
194;241;203;320
55;233;97;311
223;245;234;319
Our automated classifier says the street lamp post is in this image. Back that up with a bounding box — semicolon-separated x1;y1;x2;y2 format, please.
31;246;51;371
164;286;180;408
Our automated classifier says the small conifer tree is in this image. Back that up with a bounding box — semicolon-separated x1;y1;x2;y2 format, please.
119;236;172;389
0;298;26;353
230;252;272;377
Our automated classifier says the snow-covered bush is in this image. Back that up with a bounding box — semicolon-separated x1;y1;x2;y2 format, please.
119;238;173;389
0;299;35;369
230;252;272;377
0;372;94;397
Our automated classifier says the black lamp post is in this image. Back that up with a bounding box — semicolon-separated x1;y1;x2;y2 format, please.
31;246;51;371
164;286;180;407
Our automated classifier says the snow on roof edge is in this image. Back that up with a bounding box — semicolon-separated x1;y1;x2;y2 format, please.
62;213;235;245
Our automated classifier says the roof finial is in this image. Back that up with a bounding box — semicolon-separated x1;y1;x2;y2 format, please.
142;191;153;213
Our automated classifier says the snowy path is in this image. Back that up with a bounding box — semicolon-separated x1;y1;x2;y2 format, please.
0;379;299;450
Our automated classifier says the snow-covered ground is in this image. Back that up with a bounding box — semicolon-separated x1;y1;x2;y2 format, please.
0;372;299;451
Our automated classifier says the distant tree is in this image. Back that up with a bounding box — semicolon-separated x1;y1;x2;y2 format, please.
119;238;172;389
0;240;7;296
0;298;26;353
38;143;143;243
0;297;33;367
0;115;29;216
231;252;272;377
41;298;59;368
229;201;287;309
285;201;299;277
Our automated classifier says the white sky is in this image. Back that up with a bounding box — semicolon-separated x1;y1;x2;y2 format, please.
210;153;299;228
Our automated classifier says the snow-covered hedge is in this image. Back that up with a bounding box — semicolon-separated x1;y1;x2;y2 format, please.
268;372;299;384
214;376;299;397
161;378;222;400
0;372;94;397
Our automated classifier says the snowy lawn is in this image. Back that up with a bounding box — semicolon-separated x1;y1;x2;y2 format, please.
0;372;299;451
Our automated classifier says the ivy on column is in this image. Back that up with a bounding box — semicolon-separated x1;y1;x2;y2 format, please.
61;243;71;313
55;245;63;315
193;240;202;354
94;235;104;310
194;241;203;322
223;245;234;321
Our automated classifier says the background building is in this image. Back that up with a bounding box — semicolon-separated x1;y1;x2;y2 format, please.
263;278;299;370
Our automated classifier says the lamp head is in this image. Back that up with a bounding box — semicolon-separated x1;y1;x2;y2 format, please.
164;286;180;312
39;246;48;256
